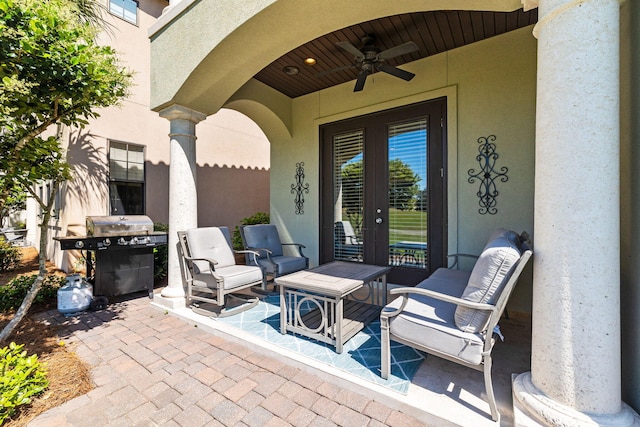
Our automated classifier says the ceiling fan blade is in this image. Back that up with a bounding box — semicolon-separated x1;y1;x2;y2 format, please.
336;41;365;61
316;64;356;77
353;69;369;92
377;41;419;61
377;63;415;81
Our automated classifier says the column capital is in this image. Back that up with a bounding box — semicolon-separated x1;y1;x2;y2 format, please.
159;104;207;124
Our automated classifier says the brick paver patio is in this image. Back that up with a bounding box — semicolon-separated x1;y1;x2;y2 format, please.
28;294;428;426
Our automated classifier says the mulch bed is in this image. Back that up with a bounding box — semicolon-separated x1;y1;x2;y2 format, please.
0;247;93;426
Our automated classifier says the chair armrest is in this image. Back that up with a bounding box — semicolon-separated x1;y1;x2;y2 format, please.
183;255;221;275
246;246;273;257
282;242;307;258
234;249;261;257
182;254;218;266
235;249;261;264
383;287;496;320
282;242;306;249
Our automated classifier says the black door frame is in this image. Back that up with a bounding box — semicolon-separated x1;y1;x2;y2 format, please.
320;97;448;285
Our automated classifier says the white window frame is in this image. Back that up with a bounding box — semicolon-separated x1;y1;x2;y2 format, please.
108;0;138;25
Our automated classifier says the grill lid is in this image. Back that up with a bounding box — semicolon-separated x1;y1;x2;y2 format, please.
86;215;154;237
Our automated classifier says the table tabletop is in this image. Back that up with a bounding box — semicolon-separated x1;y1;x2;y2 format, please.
275;261;390;298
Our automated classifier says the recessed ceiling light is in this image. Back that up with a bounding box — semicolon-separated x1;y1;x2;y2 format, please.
304;58;317;66
282;65;299;75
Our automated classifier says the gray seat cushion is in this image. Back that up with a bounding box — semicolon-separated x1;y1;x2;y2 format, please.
386;268;485;365
454;230;522;333
193;265;263;290
257;255;308;276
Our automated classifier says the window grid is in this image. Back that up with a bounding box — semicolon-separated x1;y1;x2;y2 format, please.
108;0;138;25
109;141;145;215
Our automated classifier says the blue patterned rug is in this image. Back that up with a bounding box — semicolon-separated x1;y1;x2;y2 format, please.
218;295;424;394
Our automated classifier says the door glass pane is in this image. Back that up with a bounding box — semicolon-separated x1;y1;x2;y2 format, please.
333;130;364;262
388;119;428;270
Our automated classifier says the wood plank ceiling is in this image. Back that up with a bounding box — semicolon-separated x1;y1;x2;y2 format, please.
254;9;538;98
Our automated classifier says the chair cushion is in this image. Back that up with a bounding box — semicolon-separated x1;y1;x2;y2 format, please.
259;255;308;276
454;231;522;333
187;227;236;273
193;265;262;290
386;268;485;365
214;265;263;290
243;225;283;257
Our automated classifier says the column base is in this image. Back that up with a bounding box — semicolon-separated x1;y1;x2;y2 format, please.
155;289;186;310
513;372;640;427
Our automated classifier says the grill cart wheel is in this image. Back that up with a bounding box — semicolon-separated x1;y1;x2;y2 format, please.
90;296;109;311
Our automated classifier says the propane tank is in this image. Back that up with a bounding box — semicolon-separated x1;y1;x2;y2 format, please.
57;274;93;314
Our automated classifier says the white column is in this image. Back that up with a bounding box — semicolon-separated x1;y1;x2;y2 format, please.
157;105;206;307
513;0;639;425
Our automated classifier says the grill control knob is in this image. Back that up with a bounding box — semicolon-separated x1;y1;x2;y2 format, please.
118;237;127;245
75;241;84;249
131;237;138;245
103;238;111;246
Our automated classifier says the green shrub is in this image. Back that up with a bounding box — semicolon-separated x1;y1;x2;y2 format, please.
0;275;64;312
0;240;21;273
153;223;169;282
232;212;270;250
0;342;48;423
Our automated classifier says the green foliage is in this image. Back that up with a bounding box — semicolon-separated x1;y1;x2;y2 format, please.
0;0;131;133
0;275;64;312
153;223;168;282
0;240;21;273
388;159;421;210
0;0;132;215
0;342;48;423
232;212;270;250
341;159;420;212
0;177;25;229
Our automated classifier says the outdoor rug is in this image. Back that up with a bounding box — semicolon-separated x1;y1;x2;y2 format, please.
218;295;424;394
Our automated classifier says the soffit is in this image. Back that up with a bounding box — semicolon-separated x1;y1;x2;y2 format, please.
254;9;538;98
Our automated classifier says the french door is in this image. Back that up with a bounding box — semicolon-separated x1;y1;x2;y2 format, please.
320;98;446;285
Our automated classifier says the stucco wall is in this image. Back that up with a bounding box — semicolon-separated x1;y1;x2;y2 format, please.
37;0;270;272
268;26;537;313
149;0;525;114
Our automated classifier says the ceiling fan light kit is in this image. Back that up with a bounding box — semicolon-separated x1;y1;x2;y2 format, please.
319;34;419;92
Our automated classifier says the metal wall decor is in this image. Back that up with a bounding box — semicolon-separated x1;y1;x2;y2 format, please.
291;162;309;215
467;135;509;215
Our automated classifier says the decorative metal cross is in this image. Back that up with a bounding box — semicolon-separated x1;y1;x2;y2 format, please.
467;135;509;215
291;162;309;215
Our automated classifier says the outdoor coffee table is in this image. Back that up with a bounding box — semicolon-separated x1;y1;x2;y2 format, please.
275;261;390;353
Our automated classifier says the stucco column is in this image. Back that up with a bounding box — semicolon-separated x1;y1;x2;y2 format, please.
513;0;639;425
157;105;206;307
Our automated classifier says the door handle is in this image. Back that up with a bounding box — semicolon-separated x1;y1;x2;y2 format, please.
376;218;383;224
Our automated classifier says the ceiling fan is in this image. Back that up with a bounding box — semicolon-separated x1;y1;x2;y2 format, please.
318;34;419;92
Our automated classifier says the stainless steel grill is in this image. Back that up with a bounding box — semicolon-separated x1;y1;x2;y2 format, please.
86;215;154;237
55;215;168;300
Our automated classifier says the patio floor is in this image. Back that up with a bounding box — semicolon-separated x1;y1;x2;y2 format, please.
157;285;532;427
28;286;531;426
